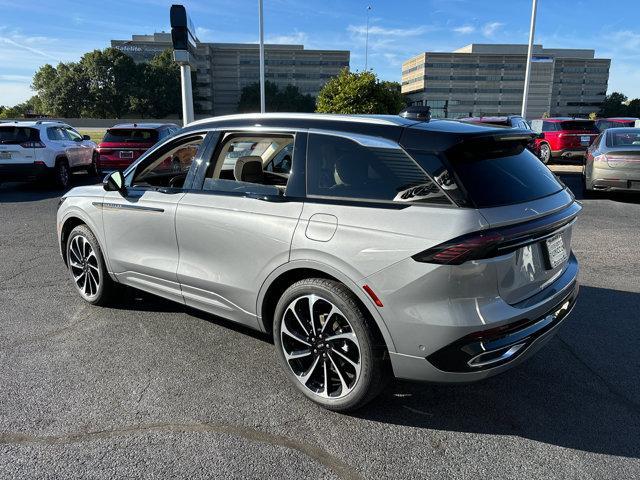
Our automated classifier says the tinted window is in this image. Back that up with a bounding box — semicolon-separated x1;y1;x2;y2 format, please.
47;127;66;141
606;129;640;147
0;127;39;144
64;128;82;141
542;121;558;132
103;129;159;143
306;133;450;204
559;121;598;132
444;142;563;208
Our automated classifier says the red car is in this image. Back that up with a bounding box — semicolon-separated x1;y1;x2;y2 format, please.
595;117;639;131
96;123;179;174
530;118;599;164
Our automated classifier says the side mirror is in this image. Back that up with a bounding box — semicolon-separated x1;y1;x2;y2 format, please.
82;135;91;141
103;170;126;193
537;132;545;139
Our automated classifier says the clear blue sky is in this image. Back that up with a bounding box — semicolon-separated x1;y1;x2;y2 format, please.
1;0;639;106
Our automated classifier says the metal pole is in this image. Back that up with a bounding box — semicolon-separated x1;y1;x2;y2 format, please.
521;0;538;118
180;63;194;126
259;0;266;113
364;5;371;71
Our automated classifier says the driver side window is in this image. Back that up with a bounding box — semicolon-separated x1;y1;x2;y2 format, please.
130;134;205;189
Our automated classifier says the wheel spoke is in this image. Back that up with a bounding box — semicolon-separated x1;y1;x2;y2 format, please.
298;356;320;385
307;294;317;334
284;349;312;361
328;352;351;394
69;259;83;269
288;307;309;336
73;271;85;284
281;321;311;347
322;358;329;396
330;346;360;369
82;273;89;295
325;331;358;344
320;306;339;334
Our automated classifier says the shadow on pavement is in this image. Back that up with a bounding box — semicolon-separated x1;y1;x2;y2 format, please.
357;285;640;459
0;174;99;203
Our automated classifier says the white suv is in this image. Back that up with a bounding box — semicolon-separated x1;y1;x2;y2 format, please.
0;120;97;189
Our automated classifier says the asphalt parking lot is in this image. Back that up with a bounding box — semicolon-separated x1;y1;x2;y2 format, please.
1;172;639;479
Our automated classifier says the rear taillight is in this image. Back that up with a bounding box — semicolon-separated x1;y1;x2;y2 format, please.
413;202;582;265
20;141;45;148
413;232;504;265
594;154;608;164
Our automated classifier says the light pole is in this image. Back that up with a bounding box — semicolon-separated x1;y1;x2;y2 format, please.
259;0;266;113
364;5;371;71
521;0;538;118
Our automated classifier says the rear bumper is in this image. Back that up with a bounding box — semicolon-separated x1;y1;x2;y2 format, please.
97;157;135;172
0;162;51;182
552;148;587;159
387;253;580;383
592;178;640;192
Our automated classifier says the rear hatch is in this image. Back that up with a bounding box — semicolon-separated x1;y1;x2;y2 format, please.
406;128;580;305
557;120;599;149
0;126;41;165
97;128;158;165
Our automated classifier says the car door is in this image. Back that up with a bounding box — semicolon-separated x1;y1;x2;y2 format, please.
175;130;306;328
100;131;212;303
47;126;77;165
65;127;93;166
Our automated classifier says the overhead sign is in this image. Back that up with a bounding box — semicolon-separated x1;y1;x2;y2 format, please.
170;4;197;53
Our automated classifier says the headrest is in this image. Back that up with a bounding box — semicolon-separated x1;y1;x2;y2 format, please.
234;155;263;183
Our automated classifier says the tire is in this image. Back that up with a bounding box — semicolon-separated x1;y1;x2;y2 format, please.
273;278;390;412
66;224;114;306
54;158;71;189
87;152;99;177
538;142;552;164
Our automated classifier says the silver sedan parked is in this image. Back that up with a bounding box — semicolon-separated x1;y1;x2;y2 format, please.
584;127;640;194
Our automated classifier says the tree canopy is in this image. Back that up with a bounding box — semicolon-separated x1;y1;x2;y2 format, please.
600;91;640;118
19;47;183;119
316;69;405;115
237;81;315;113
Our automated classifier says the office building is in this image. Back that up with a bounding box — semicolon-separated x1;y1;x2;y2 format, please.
402;43;610;119
112;33;350;116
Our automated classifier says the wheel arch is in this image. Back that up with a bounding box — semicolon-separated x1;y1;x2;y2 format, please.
257;260;397;353
59;210;111;274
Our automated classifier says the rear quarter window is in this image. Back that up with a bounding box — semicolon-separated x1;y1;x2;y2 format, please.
306;133;451;205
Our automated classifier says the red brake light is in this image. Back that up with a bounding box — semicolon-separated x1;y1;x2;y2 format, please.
20;141;45;148
414;233;504;265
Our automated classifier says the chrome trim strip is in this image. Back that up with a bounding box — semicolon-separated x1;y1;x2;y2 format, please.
187;112;404;128
92;202;164;213
467;343;526;368
308;128;401;149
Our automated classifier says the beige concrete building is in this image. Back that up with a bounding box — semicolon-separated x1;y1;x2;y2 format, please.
402;44;610;119
112;33;349;116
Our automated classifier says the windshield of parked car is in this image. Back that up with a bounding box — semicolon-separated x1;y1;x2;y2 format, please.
0;127;40;144
606;129;640;148
103;128;159;143
559;121;598;132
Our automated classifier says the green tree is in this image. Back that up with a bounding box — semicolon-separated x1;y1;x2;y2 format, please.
316;69;405;114
32;61;88;117
626;98;640;119
80;48;138;118
238;81;315;113
132;48;183;118
0;96;42;119
601;92;628;117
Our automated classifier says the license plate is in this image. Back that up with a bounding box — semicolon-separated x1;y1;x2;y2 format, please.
0;152;11;160
545;234;568;269
119;150;134;159
580;136;590;142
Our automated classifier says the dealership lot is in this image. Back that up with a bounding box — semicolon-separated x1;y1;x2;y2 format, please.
0;174;639;479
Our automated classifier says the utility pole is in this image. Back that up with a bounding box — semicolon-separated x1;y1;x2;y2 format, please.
259;0;266;113
521;0;538;118
364;5;371;71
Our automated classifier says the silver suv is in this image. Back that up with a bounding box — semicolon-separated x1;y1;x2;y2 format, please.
56;113;580;411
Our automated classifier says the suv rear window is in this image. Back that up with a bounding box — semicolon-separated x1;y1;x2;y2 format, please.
443;141;563;208
559;121;598;132
103;129;159;143
0;127;40;144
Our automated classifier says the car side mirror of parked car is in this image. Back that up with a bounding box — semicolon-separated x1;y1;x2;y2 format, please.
103;170;126;193
82;135;91;141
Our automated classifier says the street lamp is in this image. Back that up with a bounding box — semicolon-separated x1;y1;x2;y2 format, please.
521;0;538;118
364;5;371;71
259;0;266;113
